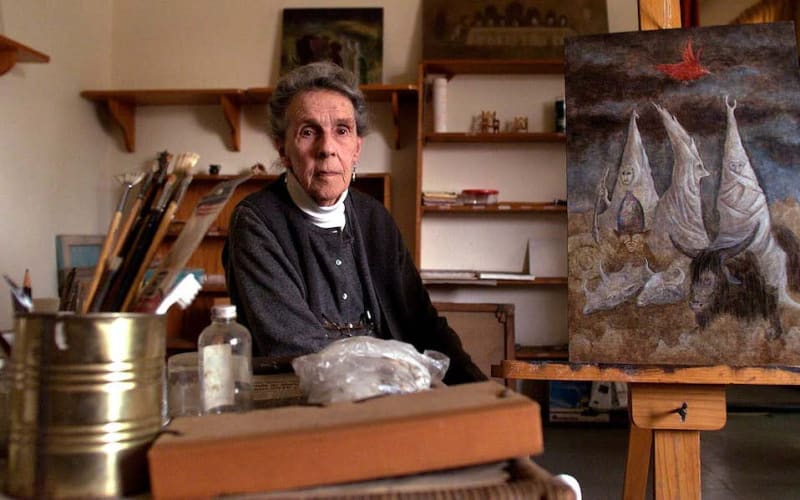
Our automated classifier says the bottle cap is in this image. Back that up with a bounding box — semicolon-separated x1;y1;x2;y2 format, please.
212;304;237;320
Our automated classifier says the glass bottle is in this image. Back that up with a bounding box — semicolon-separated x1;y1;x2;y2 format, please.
198;305;253;414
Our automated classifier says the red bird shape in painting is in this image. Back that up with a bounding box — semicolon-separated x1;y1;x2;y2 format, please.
655;39;711;82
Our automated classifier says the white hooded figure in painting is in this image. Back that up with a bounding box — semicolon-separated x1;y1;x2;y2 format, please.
650;102;711;254
637;104;710;307
715;95;799;308
597;110;660;239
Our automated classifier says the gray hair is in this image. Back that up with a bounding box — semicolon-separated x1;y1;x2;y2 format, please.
268;62;370;142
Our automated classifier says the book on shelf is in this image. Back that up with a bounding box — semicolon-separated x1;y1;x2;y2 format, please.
420;269;479;281
422;191;461;206
419;269;536;282
476;271;536;281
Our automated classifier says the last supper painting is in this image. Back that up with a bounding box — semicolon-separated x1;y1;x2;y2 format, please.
566;22;800;366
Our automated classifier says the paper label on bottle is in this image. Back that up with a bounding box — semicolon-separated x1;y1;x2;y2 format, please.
202;344;233;411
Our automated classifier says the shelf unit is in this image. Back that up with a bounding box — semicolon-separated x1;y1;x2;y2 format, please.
415;59;568;348
81;84;418;152
0;34;50;76
158;172;390;352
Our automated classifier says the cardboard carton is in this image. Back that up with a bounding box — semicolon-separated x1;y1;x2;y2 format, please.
148;381;542;498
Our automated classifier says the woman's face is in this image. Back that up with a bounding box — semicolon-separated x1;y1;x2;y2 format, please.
278;89;362;206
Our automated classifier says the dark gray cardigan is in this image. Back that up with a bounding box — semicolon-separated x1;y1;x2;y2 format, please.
223;175;486;384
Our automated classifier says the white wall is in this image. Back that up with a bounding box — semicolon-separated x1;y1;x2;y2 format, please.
0;0;639;339
109;0;423;283
0;0;115;331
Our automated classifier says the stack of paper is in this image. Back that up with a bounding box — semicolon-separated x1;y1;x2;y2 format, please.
422;191;460;206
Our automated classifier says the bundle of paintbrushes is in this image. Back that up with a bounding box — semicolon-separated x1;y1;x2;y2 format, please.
83;151;200;313
129;163;264;313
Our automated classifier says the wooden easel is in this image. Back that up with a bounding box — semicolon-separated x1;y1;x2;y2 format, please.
493;361;800;499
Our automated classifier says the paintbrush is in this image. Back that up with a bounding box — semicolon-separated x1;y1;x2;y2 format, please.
100;169;181;311
110;162;158;262
114;152;172;261
58;267;77;311
131;165;260;313
120;153;198;311
82;170;146;313
90;152;172;311
102;153;200;311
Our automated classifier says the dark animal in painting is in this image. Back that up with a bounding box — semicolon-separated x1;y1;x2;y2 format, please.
672;224;783;339
773;222;800;291
655;39;711;82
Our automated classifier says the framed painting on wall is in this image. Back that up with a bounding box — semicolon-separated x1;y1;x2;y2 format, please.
280;8;383;85
422;0;608;60
566;22;800;366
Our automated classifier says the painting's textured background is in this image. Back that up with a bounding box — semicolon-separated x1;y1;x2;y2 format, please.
566;22;800;365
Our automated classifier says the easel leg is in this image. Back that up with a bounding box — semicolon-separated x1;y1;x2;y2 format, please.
623;423;652;500
653;429;701;500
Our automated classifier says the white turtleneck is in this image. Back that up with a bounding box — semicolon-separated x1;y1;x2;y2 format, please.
286;170;348;229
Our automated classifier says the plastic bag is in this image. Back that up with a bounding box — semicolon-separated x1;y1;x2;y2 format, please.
291;336;450;404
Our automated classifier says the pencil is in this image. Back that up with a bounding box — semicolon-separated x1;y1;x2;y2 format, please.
23;269;31;299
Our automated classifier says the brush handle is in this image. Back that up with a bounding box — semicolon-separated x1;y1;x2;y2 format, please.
111;196;143;260
99;209;163;311
121;201;178;311
88;261;118;312
82;210;123;313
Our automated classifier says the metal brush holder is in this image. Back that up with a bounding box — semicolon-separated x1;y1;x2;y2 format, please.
6;312;165;499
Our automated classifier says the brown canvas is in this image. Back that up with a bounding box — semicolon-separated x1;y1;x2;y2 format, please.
566;22;800;366
148;381;542;498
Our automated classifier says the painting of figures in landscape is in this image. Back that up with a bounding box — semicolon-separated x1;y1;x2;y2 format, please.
566;22;800;366
281;8;383;85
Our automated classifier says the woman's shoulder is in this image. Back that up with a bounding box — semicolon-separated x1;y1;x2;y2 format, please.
347;187;391;218
238;177;288;210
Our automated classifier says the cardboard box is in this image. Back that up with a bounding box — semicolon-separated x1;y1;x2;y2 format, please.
148;381;542;498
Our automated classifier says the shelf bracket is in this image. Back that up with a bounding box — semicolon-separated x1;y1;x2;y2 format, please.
391;91;401;149
220;94;241;151
0;49;17;76
107;98;136;152
0;35;50;76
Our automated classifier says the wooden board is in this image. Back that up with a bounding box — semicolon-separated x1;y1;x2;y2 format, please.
494;360;800;385
434;302;514;382
148;381;542;498
630;384;726;431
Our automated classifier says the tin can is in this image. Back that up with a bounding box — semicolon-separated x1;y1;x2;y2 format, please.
6;312;165;498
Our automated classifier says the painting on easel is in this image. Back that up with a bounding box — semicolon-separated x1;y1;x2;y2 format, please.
566;22;800;366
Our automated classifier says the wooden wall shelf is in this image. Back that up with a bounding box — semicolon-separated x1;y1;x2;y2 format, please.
80;89;245;152
246;84;417;149
423;59;564;77
81;84;418;152
0;34;50;76
425;132;565;144
424;277;567;287
422;202;566;213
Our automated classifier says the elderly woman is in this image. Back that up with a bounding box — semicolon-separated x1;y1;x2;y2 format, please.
223;62;485;385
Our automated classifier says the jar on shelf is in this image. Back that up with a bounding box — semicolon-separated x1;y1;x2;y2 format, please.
198;305;253;414
461;189;499;205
